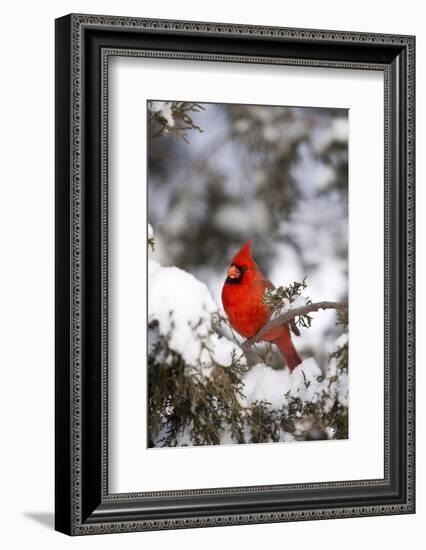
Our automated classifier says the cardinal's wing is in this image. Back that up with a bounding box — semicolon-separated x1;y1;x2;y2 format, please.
260;277;274;290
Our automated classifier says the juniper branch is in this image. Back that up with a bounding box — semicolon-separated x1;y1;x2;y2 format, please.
241;301;348;352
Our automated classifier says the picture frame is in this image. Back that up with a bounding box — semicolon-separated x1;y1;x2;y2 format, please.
55;13;415;535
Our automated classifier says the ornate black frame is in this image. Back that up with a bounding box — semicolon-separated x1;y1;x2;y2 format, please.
55;13;415;535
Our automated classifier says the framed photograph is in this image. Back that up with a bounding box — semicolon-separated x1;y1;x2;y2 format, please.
55;14;415;535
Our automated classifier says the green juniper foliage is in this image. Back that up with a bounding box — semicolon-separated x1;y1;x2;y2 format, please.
148;236;155;252
148;320;249;447
147;277;349;447
263;276;314;328
148;101;205;144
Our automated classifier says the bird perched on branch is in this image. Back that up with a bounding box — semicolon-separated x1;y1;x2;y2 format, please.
222;241;302;371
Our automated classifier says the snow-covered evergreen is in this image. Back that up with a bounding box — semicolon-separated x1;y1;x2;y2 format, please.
146;102;349;448
148;226;348;448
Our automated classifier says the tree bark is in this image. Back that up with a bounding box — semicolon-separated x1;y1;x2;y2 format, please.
241;301;347;352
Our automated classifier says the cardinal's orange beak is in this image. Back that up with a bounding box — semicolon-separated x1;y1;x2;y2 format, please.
227;265;240;279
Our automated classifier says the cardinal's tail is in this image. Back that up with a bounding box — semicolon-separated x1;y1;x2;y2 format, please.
274;331;302;372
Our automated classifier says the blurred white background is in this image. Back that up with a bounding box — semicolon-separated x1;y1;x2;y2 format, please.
148;101;349;365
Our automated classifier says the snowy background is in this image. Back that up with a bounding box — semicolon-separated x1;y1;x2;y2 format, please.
147;100;349;447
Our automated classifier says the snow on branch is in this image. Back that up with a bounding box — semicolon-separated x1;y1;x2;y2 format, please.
241;301;348;352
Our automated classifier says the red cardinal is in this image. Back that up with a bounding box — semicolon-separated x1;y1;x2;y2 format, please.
222;241;302;371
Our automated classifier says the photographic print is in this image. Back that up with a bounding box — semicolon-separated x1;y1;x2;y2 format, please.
55;16;415;534
147;100;349;448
